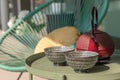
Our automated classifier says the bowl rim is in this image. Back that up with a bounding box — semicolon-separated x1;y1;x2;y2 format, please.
65;51;99;58
44;46;75;53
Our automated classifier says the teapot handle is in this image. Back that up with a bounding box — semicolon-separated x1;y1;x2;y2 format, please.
91;7;98;38
91;7;99;52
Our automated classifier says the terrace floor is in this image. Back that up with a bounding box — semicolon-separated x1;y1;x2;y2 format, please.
0;69;47;80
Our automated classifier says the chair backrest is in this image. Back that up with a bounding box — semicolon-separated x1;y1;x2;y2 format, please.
40;0;109;33
0;0;109;72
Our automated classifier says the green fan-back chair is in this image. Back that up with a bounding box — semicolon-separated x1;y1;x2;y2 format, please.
0;0;109;79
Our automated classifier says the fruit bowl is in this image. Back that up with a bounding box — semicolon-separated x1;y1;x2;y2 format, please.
65;51;98;73
44;46;74;66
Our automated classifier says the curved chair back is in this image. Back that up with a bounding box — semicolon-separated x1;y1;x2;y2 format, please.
0;0;109;72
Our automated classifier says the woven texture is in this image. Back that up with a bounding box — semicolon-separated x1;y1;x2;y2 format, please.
0;0;109;72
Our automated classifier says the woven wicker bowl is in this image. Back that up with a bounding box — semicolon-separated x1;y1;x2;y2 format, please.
65;51;98;73
44;46;74;66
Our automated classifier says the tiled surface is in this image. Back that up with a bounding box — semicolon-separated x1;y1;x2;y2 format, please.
0;69;47;80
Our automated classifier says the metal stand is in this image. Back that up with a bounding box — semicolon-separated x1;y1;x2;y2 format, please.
29;73;33;80
17;72;23;80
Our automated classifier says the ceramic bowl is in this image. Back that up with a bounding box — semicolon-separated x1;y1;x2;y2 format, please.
44;46;74;66
65;51;98;72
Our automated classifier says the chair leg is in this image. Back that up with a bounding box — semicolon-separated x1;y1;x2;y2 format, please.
17;72;23;80
29;73;33;80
